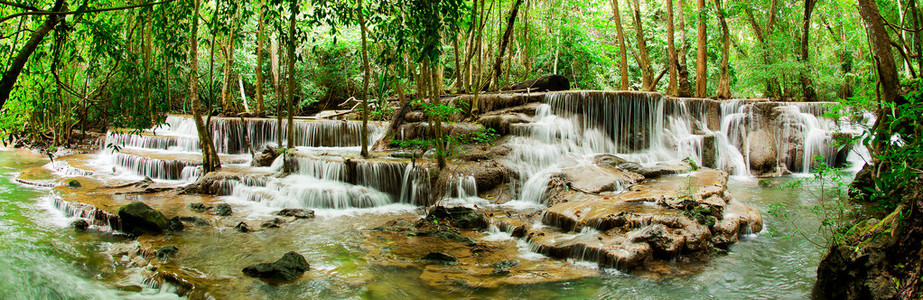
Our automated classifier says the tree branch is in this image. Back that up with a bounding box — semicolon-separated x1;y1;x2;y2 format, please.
0;0;178;25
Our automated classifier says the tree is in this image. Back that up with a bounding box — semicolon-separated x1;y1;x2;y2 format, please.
254;0;266;116
492;0;524;90
189;0;221;173
695;0;707;97
628;0;653;91
799;0;817;102
666;0;678;95
610;0;629;90
358;0;371;158
713;0;731;99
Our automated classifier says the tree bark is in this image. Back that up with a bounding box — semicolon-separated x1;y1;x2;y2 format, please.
286;0;297;149
629;0;654;90
799;0;818;101
666;0;678;95
611;0;630;90
694;0;707;97
358;0;371;158
189;0;220;173
714;0;731;99
857;0;901;105
492;0;524;90
675;0;693;96
0;0;66;109
255;0;266;116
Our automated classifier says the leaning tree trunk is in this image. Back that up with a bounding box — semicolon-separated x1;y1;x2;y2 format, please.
857;0;901;106
629;0;654;90
714;0;731;99
611;0;630;90
358;0;371;158
694;0;708;97
286;0;297;149
492;0;524;90
799;0;818;102
189;0;221;173
0;0;66;110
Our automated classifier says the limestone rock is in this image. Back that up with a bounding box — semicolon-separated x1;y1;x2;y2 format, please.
215;204;232;216
278;208;315;219
422;252;458;264
71;219;89;231
156;246;178;261
747;129;777;174
426;206;489;231
559;165;643;194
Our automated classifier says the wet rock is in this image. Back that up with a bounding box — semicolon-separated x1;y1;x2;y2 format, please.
235;222;250;233
465;162;509;193
476;114;529;135
252;146;279;167
71;219;89;231
747;129;777;174
215;204;232;216
156;246;178;260
702;135;717;169
415;229;476;244
277;208;315;219
490;260;519;275
593;154;629;167
758;179;773;188
66;179;82;188
506;74;570;92
167;217;185;231
421;252;458;264
118;202;170;236
262;218;283;229
636;163;693;178
188;203;211;211
242;251;310;281
178;216;210;226
427;206;489;230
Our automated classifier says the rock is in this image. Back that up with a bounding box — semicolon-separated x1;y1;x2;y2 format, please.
849;163;875;201
66;179;82;188
758;179;773;188
262;218;283;229
560;165;643;194
117;202;170;236
702;134;717;169
242;251;310;281
252;146;279;167
215;204;232;216
490;260;519;275
476;114;529;135
156;246;178;260
168;217;185;231
188;203;211;211
747;129;777;174
178;216;210;226
277;208;315;219
427;206;489;230
421;252;457;264
415;229;476;244
235;222;250;233
71;219;89;231
506;74;570;92
465;162;509;193
593;154;628;167
637;163;693;178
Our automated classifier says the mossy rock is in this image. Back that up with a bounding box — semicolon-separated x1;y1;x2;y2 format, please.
117;202;170;236
66;179;82;188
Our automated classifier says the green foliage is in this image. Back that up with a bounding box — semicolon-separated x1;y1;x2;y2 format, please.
767;158;853;248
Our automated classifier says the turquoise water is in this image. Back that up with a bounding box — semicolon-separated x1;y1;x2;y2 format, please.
0;149;828;299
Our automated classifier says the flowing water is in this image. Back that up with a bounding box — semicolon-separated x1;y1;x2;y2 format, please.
0;91;870;298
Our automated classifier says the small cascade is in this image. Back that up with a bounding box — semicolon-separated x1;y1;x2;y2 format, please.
47;194;122;232
351;160;408;201
447;175;478;198
111;152;201;181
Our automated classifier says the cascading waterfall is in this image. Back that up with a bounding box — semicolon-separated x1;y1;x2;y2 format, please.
110;152;201;181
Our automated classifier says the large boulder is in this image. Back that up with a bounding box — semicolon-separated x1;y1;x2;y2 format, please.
252;146;279;167
747;129;777;174
506;74;570;92
117;202;170;236
559;164;643;194
242;251;310;281
426;206;489;230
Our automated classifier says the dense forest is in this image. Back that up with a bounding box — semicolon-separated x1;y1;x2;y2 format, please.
0;0;921;298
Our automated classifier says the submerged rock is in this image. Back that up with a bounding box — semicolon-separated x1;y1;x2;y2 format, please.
426;206;489;231
215;204;232;216
235;222;250;233
156;246;178;261
262;218;283;229
242;251;310;281
178;216;210;226
167;217;185;231
66;179;82;188
118;202;170;236
422;252;458;264
71;219;89;231
277;208;315;219
188;203;211;211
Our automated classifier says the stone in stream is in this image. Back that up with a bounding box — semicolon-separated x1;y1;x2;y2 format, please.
117;202;170;236
188;203;211;211
421;252;458;264
167;217;185;231
215;204;232;216
242;251;310;281
71;219;89;231
156;246;178;261
277;208;315;219
702;134;718;169
490;260;520;275
178;216;210;226
252;146;279;167
235;222;250;233
426;206;489;231
747;129;777;174
66;179;82;188
262;218;283;229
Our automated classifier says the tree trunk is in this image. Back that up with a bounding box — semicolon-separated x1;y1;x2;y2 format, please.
286;0;297;149
0;0;66;109
221;34;237;114
611;0;630;90
676;0;692;96
189;0;221;173
430;63;446;169
912;0;923;77
799;0;818;101
666;0;678;95
714;0;731;99
358;0;371;158
694;0;708;97
492;0;524;90
372;66;409;151
629;0;654;90
255;0;266;116
857;0;901;105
